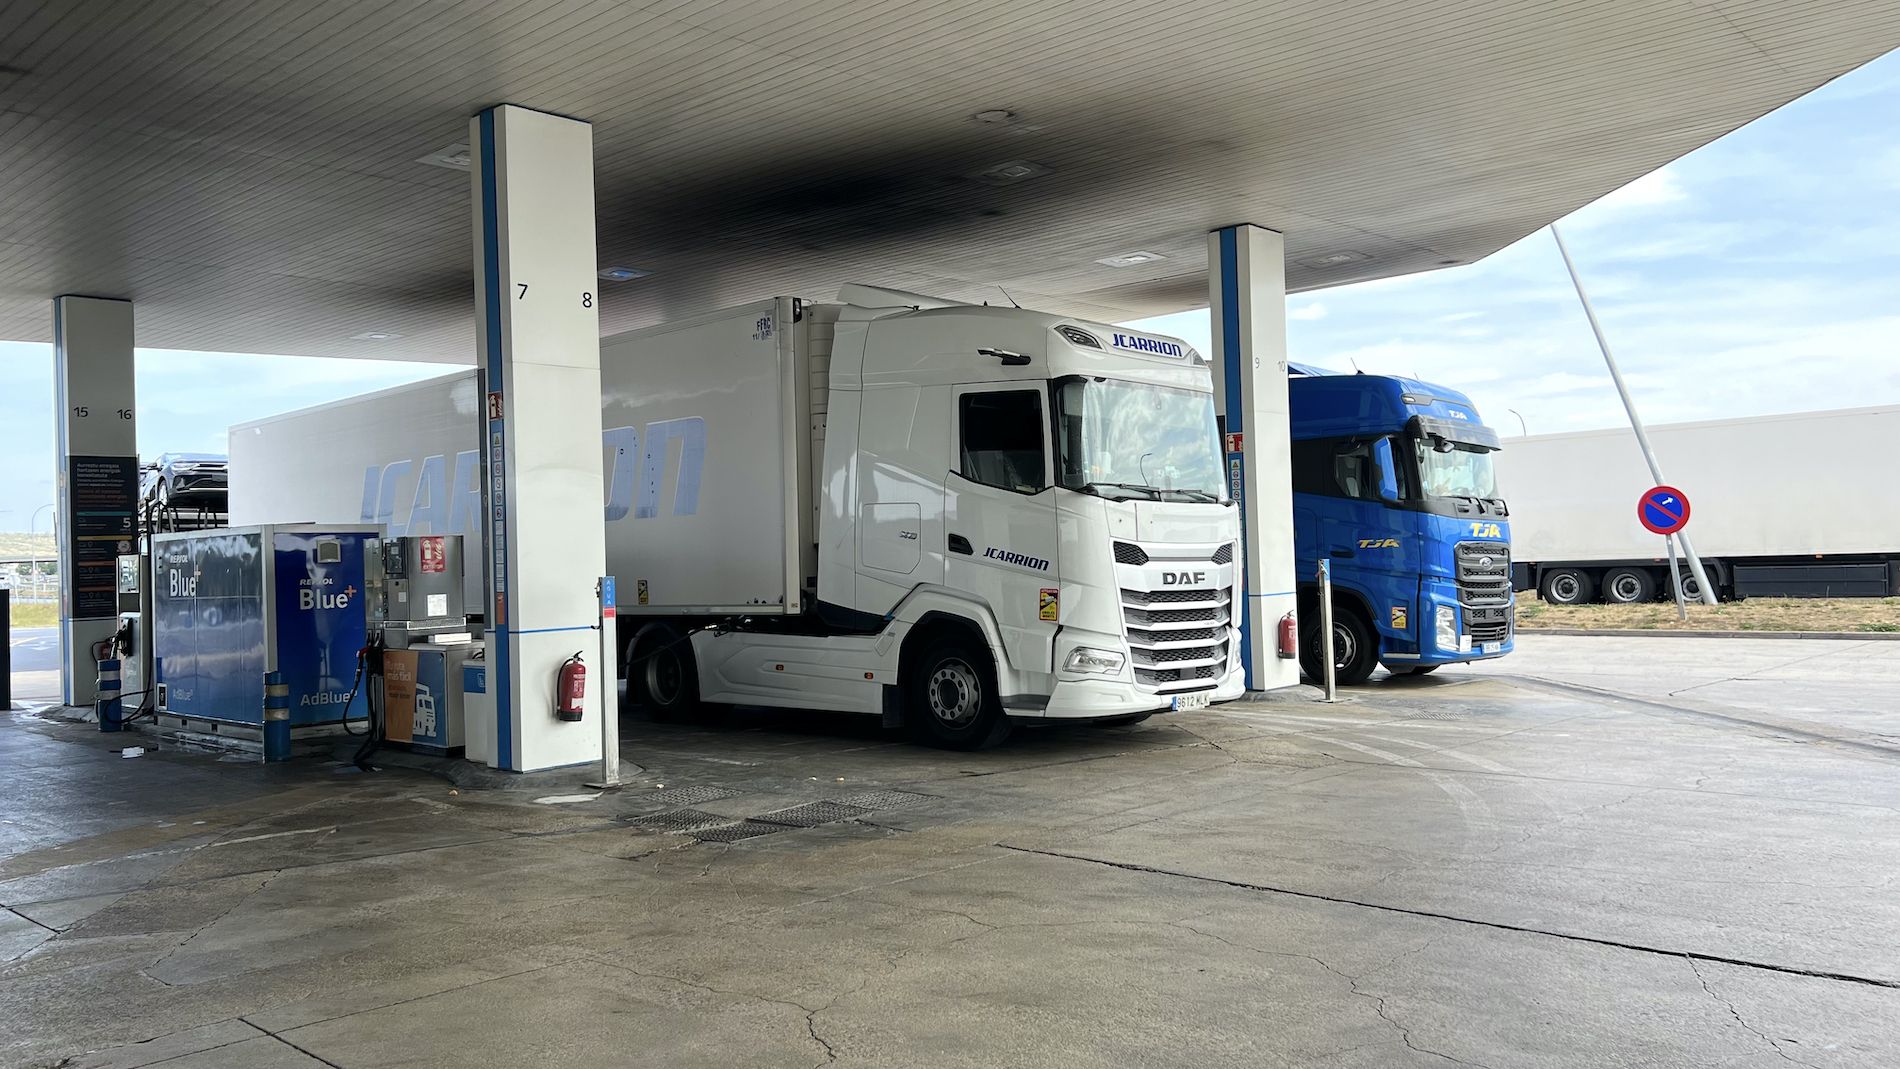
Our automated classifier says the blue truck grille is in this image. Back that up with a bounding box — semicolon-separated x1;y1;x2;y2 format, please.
1455;541;1512;609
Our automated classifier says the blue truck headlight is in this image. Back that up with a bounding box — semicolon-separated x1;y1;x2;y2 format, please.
1435;606;1458;651
1063;648;1126;675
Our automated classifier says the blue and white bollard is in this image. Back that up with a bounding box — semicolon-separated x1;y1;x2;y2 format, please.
96;657;123;732
263;670;291;762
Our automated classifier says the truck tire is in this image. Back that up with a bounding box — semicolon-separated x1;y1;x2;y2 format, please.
1602;567;1657;604
905;637;1012;750
1679;564;1717;602
1300;604;1379;687
1539;568;1595;605
630;624;699;721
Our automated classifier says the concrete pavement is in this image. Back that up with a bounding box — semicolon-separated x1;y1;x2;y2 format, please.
2;634;1896;1067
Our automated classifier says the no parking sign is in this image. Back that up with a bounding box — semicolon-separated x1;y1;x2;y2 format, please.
1637;485;1690;536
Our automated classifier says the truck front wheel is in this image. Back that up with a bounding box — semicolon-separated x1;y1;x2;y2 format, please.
1300;605;1379;687
630;624;699;721
1539;568;1595;605
905;638;1011;751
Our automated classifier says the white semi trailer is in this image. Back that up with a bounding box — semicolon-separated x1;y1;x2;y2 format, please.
231;287;1248;748
1496;405;1900;604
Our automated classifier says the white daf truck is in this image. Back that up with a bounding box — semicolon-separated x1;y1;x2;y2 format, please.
231;286;1247;748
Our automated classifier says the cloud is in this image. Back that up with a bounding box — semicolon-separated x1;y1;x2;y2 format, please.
1582;168;1688;215
1287;301;1327;322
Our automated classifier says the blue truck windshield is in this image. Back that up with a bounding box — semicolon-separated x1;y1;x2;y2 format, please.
1416;441;1499;500
1054;378;1226;502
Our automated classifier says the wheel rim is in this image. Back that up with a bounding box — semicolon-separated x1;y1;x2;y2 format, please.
927;659;982;728
645;646;685;706
1609;574;1642;602
1331;623;1358;671
1550;574;1580;602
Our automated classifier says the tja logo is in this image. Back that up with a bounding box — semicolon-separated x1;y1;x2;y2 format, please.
1468;522;1503;538
1358;538;1400;549
1161;571;1207;586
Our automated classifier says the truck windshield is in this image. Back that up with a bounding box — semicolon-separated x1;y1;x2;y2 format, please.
1415;440;1500;500
1054;377;1226;502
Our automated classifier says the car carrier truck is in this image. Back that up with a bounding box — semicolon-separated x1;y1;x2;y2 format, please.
231;286;1248;747
1496;405;1900;603
1288;369;1513;684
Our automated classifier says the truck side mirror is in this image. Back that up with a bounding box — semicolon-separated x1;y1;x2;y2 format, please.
1372;438;1401;502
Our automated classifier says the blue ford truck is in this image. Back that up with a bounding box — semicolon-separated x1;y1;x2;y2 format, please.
1288;369;1513;683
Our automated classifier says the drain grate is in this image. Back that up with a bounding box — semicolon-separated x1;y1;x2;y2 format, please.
692;820;789;843
836;789;935;812
627;808;734;833
648;785;741;807
757;800;872;828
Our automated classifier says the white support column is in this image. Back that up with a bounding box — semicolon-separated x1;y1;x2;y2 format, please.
471;104;610;772
53;296;139;706
1208;225;1299;692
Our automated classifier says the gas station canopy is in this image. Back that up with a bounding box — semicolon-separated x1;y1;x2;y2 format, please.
0;0;1891;362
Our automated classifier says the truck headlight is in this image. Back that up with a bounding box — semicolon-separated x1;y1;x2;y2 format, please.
1063;648;1126;675
1435;606;1458;651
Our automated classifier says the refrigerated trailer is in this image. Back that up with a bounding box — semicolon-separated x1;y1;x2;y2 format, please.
1495;405;1900;603
232;287;1250;748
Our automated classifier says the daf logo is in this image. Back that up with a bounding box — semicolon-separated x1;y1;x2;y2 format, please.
1162;571;1207;586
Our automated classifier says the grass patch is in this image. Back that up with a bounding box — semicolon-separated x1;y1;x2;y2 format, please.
7;600;58;628
1517;595;1900;634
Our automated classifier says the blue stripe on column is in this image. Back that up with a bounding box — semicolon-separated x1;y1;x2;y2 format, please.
478;107;514;771
1217;227;1255;689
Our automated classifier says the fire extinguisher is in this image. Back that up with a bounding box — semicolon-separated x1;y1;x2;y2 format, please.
555;652;586;722
1277;612;1299;659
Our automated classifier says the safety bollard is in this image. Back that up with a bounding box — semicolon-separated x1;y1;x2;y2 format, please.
1317;560;1339;703
96;657;123;732
263;670;291;762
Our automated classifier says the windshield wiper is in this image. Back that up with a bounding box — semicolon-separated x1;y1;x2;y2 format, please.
1160;488;1222;503
1078;481;1163;500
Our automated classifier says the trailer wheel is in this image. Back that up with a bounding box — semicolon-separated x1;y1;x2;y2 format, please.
1539;568;1595;605
1679;565;1717;602
1299;603;1379;686
1602;568;1657;604
630;624;699;721
905;637;1011;750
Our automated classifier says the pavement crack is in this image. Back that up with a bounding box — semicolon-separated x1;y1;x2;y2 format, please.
997;844;1900;991
588;957;838;1064
242;1019;346;1069
1688;959;1821;1069
144;869;284;983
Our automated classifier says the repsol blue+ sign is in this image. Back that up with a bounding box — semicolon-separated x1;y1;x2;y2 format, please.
1110;333;1187;360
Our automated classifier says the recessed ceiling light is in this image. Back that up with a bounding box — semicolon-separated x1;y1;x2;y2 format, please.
971;109;1018;125
351;331;401;341
1096;251;1166;268
976;160;1050;185
417;143;471;171
1298;250;1372;268
597;266;651;282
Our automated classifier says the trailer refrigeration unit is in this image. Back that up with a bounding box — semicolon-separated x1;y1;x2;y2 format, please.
1288;370;1513;684
231;287;1252;748
1496;406;1900;603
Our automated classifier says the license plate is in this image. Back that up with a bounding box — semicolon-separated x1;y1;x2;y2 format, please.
1171;692;1212;712
1482;642;1502;654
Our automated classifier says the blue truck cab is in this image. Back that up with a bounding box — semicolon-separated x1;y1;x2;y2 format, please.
1288;370;1513;684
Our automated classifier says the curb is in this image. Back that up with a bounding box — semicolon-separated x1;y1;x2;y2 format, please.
1520;628;1900;641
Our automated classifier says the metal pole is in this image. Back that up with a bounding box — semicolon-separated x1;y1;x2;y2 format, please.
1507;409;1528;437
1550;224;1717;604
1;588;11;711
1317;559;1338;702
1666;536;1688;623
585;576;621;790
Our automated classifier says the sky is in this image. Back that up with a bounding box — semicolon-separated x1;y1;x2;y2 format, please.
2;50;1897;531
